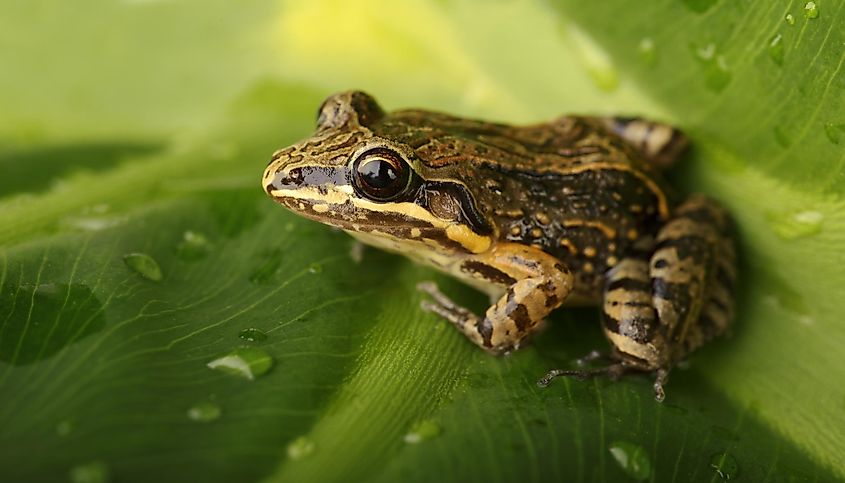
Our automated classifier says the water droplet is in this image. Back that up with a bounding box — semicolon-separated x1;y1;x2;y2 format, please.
287;436;315;460
63;215;125;231
249;249;282;284
187;402;222;423
308;262;323;274
207;347;274;380
804;1;818;19
769;210;824;239
710;452;740;480
176;230;211;261
681;0;718;13
768;33;784;65
773;125;792;148
56;419;74;437
608;441;652;480
638;38;656;66
823;122;845;144
69;461;110;483
785;13;796;25
403;420;441;444
123;253;162;282
692;43;732;92
238;328;268;343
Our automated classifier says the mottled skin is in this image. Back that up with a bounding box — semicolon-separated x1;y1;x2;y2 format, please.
263;91;736;401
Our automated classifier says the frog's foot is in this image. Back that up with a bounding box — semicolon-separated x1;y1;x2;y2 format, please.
417;243;573;355
417;281;476;329
538;362;670;402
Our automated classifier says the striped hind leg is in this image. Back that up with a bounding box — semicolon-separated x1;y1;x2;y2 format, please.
540;196;736;401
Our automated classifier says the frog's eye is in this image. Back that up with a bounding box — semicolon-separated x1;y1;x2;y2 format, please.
351;148;413;202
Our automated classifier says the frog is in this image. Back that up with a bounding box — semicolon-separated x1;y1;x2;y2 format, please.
262;91;736;401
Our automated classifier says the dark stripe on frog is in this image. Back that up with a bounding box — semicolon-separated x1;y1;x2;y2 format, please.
461;261;517;286
502;287;532;333
715;265;735;292
539;280;561;308
422;181;493;235
652;277;695;340
477;318;494;347
655;236;712;265
602;312;657;344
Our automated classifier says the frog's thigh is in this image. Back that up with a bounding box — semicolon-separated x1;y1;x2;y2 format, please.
600;116;688;169
601;256;665;369
651;196;736;355
602;195;736;369
426;243;573;354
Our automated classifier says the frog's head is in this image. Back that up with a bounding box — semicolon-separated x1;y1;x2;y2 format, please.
262;91;493;257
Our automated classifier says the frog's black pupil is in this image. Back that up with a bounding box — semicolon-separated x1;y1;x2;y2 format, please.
359;159;398;189
352;149;411;201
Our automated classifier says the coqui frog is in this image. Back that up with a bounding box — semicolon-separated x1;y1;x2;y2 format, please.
262;91;736;401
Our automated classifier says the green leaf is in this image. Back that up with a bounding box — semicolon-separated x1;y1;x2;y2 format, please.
1;0;843;482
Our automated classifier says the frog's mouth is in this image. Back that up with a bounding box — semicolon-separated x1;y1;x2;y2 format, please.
266;181;492;255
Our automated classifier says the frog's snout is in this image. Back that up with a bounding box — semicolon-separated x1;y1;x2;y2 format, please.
263;165;302;196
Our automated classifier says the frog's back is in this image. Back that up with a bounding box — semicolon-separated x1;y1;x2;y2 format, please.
373;110;671;301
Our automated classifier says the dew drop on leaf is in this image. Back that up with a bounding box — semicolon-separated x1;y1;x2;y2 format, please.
69;461;110;483
403;420;441;444
785;13;796;25
187;402;222;423
176;230;211;261
768;210;824;239
238;327;268;343
710;451;740;480
206;347;274;380
691;43;732;92
823;123;845;145
123;253;163;282
287;436;315;460
804;1;819;19
638;38;656;66
768;33;784;66
308;262;323;274
608;441;651;480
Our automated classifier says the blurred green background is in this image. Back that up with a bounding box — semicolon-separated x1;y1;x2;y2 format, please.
1;0;844;482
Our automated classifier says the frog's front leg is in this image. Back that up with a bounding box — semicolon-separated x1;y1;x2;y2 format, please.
541;196;736;401
418;243;573;354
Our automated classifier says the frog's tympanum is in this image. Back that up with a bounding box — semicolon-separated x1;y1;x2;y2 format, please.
263;91;736;401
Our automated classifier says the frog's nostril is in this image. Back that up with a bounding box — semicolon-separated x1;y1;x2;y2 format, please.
266;168;304;194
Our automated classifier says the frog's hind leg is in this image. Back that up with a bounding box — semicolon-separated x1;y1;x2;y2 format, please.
600;116;689;169
540;196;736;401
651;196;736;355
